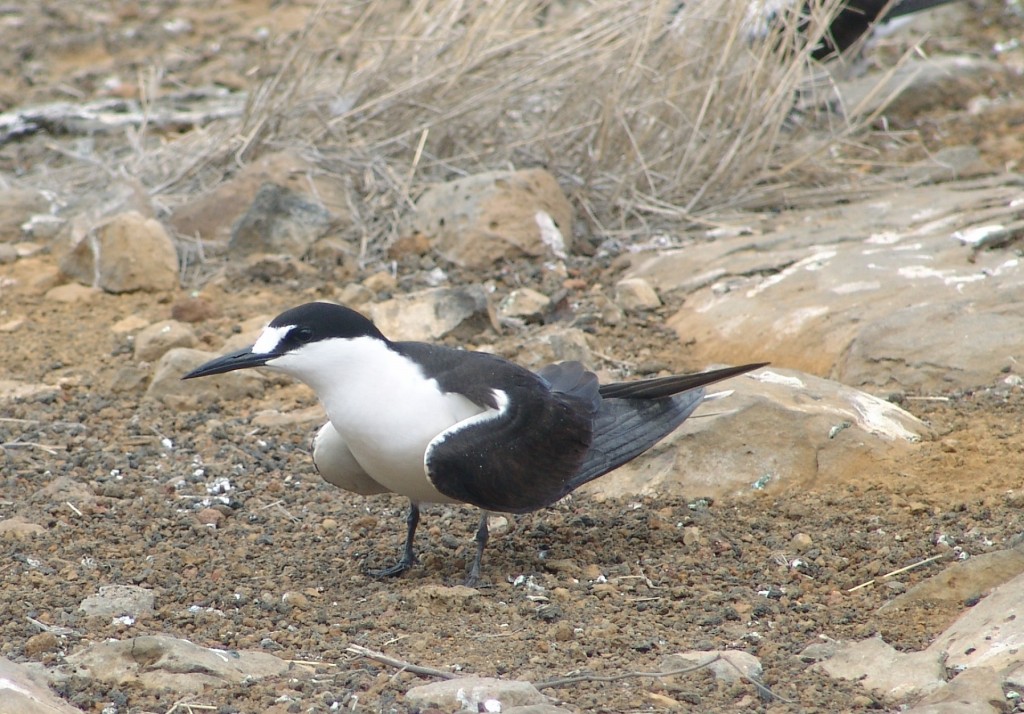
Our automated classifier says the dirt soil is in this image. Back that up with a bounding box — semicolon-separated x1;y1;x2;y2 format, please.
3;2;1024;713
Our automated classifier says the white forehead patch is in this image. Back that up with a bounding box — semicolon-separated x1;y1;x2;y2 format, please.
252;324;294;355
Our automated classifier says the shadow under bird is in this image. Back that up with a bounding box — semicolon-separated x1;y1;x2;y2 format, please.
183;302;765;584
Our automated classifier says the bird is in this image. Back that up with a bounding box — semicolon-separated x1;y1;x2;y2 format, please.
809;0;960;60
732;0;959;60
183;301;765;585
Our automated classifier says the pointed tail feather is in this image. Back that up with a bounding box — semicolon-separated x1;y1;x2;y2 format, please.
598;362;767;400
565;362;766;494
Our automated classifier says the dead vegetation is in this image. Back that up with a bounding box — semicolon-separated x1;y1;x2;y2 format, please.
28;0;883;253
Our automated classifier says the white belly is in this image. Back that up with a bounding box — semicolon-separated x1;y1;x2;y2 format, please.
328;388;483;503
304;340;486;503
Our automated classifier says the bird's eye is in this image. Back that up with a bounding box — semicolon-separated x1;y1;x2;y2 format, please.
294;327;314;343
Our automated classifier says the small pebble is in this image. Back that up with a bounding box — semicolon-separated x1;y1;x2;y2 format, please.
196;508;224;527
24;631;60;657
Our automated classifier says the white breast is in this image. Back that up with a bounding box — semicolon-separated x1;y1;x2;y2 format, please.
269;336;486;503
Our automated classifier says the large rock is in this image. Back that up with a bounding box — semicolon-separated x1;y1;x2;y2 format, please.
881;541;1024;611
404;677;548;712
925;569;1024;672
134;319;197;362
626;177;1024;393
826;55;1013;121
64;634;309;693
79;584;155;619
814;635;945;699
369;285;490;341
582;366;928;500
0;657;80;713
228;182;331;257
59;210;179;293
405;169;573;268
169;150;351;243
906;667;1005;714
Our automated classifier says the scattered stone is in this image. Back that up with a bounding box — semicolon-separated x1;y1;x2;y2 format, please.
0;656;80;713
362;270;398;294
0;243;17;263
24;632;60;657
370;285;489;341
0;188;53;242
815;635;945;699
196;508;224;527
646;693;684;708
59;211;179;293
250;405;323;428
0;516;46;539
108;365;150;393
924;569;1024;672
404;677;548;712
0;316;24;332
388;232;432;259
110;314;151;334
517;326;593;369
335;282;374;306
79;584;155;619
405;168;574;269
614;277;661;311
20;214;65;241
45;283;101;303
134;319;197;362
503;706;573;714
790;533;814;552
146;347;265;406
0;379;60;403
64;634;309;693
498;288;551;324
171;295;220;323
228;182;331;257
408;585;480;607
661;649;763;684
281;591;310;609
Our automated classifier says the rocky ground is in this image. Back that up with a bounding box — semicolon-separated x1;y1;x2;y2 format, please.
3;1;1024;713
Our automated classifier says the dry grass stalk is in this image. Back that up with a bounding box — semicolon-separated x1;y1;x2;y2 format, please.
226;0;862;238
32;0;908;255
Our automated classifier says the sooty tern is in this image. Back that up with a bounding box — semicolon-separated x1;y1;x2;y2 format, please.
183;301;765;584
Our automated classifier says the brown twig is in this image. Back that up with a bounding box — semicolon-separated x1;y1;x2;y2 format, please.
535;657;720;689
345;644;458;681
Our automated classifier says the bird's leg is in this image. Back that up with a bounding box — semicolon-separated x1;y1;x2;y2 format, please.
464;511;490;587
367;501;420;578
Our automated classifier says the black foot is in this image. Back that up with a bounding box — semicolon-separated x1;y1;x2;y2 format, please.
366;555;416;579
464;511;490;587
367;501;420;580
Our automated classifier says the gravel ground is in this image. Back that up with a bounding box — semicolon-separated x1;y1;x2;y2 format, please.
3;1;1024;712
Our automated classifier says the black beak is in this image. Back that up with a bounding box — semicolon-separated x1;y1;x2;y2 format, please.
182;346;273;380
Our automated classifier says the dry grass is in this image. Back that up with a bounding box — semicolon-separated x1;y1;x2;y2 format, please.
119;0;883;250
259;0;851;223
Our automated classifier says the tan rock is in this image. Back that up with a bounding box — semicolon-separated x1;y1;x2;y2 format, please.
134;319;197;362
60;211;179;293
406;169;573;269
